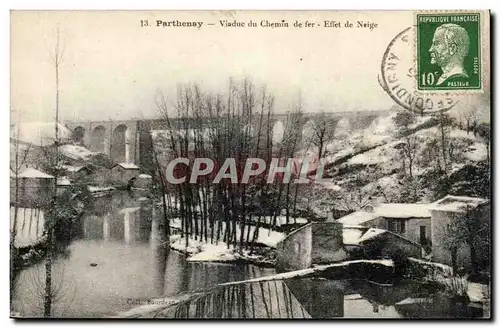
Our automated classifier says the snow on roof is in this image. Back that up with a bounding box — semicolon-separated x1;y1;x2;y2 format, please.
59;144;95;160
338;203;431;225
343;227;365;245
120;207;141;214
137;174;152;179
343;227;389;245
395;298;433;305
57;176;72;186
17;167;54;179
431;195;489;213
337;211;376;225
61;165;86;172
12;122;72;147
88;186;115;192
372;203;432;218
114;163;140;170
357;228;387;243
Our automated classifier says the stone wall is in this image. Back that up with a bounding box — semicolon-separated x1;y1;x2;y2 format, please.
276;222;347;272
275;223;312;272
431;204;490;269
311;222;347;264
382;233;422;259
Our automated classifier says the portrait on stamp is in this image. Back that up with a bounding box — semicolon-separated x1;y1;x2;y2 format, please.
417;13;481;91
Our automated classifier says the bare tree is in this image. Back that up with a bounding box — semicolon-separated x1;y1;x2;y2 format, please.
15;263;76;317
44;27;66;317
307;112;337;161
392;111;418;177
442;205;489;275
152;78;303;255
458;107;479;135
436;112;456;172
475;122;491;163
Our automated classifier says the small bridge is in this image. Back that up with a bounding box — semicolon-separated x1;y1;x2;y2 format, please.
110;259;396;319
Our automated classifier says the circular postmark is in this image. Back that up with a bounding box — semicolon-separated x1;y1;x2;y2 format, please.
379;27;459;114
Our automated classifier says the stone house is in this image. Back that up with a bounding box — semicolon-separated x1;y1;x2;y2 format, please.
429;195;490;270
10;167;55;207
342;226;423;259
61;164;93;182
332;203;433;249
111;163;141;185
130;173;152;190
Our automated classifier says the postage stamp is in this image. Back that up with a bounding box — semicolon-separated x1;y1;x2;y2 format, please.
416;12;481;91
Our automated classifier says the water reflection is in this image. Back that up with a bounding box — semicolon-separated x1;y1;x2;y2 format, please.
12;192;276;318
12;192;485;319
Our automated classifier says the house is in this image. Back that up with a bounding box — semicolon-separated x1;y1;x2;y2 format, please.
331;203;432;248
61;164;93;182
111;163;141;185
429;195;490;270
10;167;55;207
343;226;423;259
130;173;152;190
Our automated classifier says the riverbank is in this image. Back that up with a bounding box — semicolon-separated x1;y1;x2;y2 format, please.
169;234;276;267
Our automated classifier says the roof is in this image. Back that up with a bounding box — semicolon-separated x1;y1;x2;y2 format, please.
343;226;420;247
431;195;489;213
369;203;432;218
61;165;90;172
57;176;72;186
343;226;387;245
15;167;54;179
337;203;432;225
137;174;152;179
356;228;387;243
113;163;140;170
337;211;376;225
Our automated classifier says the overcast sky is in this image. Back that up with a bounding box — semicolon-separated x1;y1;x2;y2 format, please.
10;11;490;123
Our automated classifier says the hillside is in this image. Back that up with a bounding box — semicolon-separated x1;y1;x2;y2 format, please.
298;111;491;218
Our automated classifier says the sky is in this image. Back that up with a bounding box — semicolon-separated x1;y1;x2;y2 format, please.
10;10;490;123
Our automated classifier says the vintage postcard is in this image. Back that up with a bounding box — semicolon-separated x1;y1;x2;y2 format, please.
10;10;491;319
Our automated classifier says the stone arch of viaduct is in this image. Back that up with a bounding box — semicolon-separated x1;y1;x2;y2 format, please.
64;110;390;167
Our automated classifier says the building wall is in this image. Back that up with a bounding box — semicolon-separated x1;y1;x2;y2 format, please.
275;223;312;272
10;177;55;208
276;222;348;272
111;166;140;184
364;217;431;246
431;209;470;268
381;233;422;259
430;204;490;270
404;218;432;245
311;222;347;264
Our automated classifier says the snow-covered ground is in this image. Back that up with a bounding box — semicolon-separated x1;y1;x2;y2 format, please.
170;235;239;262
59;144;95;160
169;218;286;249
168;217;287;263
463;142;488;162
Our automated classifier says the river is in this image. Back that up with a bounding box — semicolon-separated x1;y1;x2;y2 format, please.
11;192;484;319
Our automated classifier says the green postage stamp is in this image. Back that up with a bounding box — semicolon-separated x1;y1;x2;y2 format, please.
416;12;481;91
